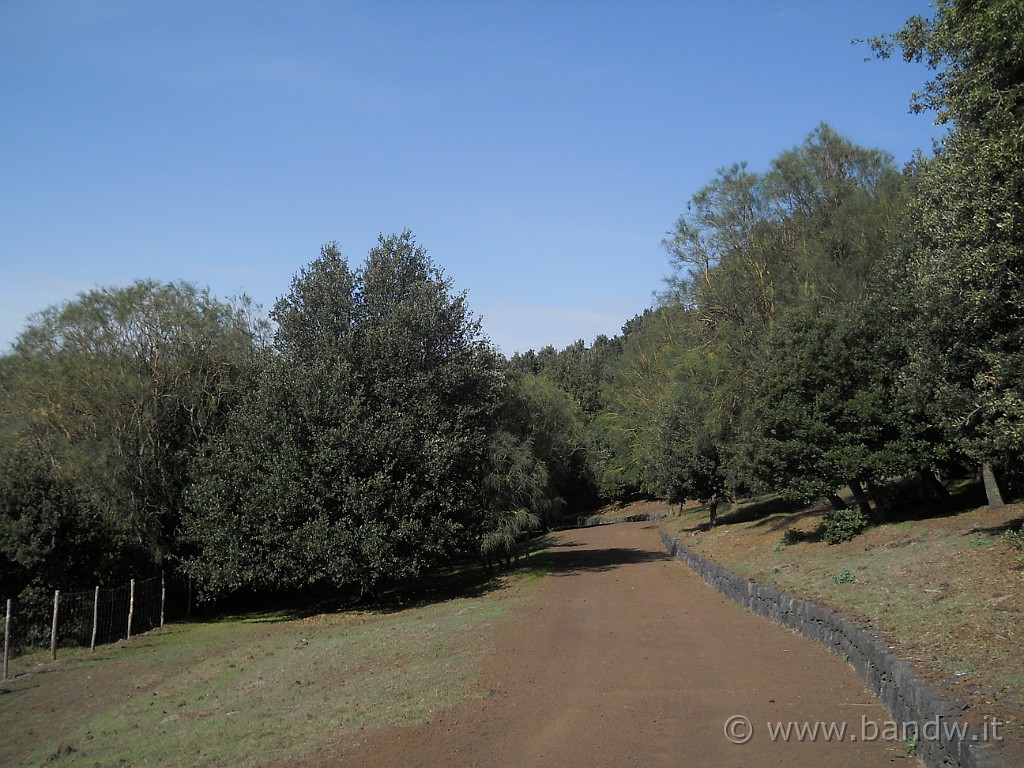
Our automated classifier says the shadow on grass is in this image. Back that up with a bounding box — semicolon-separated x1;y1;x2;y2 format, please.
204;530;675;624
688;480;999;537
726;495;809;525
749;506;828;534
212;562;513;624
675;496;815;534
963;514;1024;538
777;524;826;544
874;479;988;524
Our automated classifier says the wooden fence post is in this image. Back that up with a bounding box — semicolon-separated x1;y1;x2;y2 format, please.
90;586;99;651
127;579;135;640
50;590;60;661
160;572;165;628
3;598;11;681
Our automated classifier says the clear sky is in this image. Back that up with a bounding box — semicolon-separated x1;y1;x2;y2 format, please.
2;1;943;356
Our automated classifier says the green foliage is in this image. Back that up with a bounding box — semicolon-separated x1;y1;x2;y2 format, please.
597;305;689;498
0;444;134;587
0;443;140;646
183;232;502;600
823;509;870;545
7;1;1024;609
1000;528;1024;551
663;124;902;323
866;0;1024;132
479;508;541;569
744;298;946;509
870;0;1024;499
0;280;265;578
486;372;596;526
508;336;623;419
905;736;918;756
649;367;730;525
642;125;910;516
832;569;858;584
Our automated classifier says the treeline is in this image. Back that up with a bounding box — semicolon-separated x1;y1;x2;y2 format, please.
518;0;1024;528
2;1;1021;608
0;233;596;607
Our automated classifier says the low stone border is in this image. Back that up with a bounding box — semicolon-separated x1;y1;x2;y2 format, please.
657;526;1007;768
580;512;665;527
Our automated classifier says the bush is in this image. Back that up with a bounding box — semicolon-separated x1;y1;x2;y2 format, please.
1001;528;1024;551
823;508;869;545
833;569;857;584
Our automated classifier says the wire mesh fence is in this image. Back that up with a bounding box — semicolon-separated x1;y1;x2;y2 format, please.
2;575;168;681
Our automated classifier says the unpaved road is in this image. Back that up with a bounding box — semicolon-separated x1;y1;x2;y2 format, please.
316;522;918;766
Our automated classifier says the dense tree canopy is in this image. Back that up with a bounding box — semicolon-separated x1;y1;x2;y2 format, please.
182;232;503;599
0;281;265;562
0;281;265;621
870;0;1024;503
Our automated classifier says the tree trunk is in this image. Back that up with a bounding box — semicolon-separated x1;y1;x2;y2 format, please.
918;469;951;505
866;480;889;522
982;462;1005;509
848;480;874;518
708;499;718;528
826;493;849;511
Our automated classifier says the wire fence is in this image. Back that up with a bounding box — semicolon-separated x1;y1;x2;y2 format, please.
2;575;169;681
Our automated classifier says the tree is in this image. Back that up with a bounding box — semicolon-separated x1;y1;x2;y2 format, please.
743;299;949;518
478;430;545;570
869;0;1024;505
650;383;730;527
0;442;137;644
506;335;624;420
488;372;597;527
653;125;906;508
0;280;266;569
597;304;689;498
183;232;502;600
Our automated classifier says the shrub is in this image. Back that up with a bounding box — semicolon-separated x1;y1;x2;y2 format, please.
823;508;869;545
1000;528;1024;551
833;569;857;585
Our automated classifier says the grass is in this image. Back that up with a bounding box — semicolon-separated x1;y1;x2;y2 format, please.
0;564;543;767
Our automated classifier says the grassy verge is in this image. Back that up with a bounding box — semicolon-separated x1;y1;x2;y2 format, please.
654;492;1024;750
0;565;544;767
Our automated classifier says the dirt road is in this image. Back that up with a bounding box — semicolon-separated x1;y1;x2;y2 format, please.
320;522;917;767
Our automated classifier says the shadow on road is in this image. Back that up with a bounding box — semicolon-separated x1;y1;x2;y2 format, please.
527;544;672;576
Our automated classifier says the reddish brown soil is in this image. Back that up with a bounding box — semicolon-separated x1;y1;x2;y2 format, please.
299;522;920;767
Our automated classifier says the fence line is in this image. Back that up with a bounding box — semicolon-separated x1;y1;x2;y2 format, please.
3;599;10;680
2;574;167;681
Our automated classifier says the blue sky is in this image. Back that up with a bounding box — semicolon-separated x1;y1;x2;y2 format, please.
2;1;943;356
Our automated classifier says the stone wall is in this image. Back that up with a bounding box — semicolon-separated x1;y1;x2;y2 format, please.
656;526;1006;768
580;513;665;527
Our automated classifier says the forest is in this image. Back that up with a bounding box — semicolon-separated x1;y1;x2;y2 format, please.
1;1;1021;614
